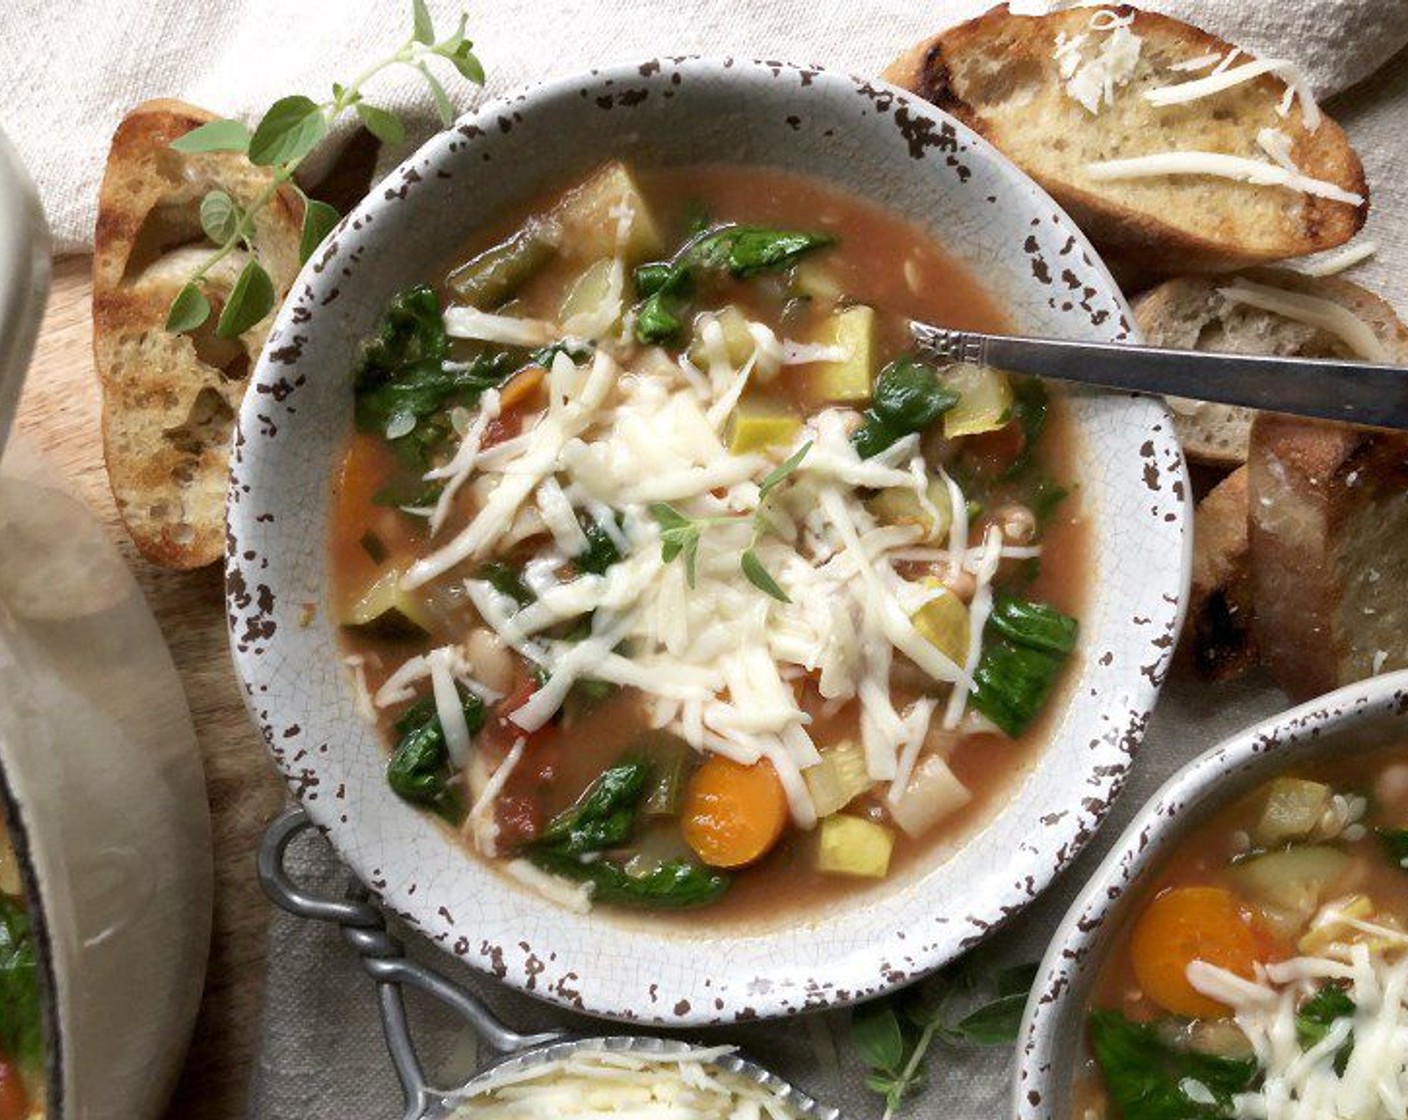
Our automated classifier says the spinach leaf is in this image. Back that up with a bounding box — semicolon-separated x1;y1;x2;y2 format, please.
988;596;1079;655
476;560;534;607
529;339;593;368
688;226;834;279
1296;984;1355;1072
353;284;515;458
1089;1010;1256;1120
386;691;485;823
535;756;648;856
575;514;623;576
1377;827;1408;872
530;849;730;908
0;894;40;1073
851;354;959;459
999;377;1049;480
971;598;1078;737
1031;477;1069;527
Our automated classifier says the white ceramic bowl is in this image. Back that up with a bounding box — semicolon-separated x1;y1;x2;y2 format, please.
0;131;214;1120
1015;671;1408;1119
228;57;1189;1024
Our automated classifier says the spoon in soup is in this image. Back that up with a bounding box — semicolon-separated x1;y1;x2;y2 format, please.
909;321;1408;432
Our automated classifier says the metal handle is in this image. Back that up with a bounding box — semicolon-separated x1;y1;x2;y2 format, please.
910;321;1408;431
257;809;564;1118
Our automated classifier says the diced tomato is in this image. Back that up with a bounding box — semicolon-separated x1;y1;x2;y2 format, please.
0;1059;29;1120
495;792;544;848
960;421;1025;480
482;366;547;449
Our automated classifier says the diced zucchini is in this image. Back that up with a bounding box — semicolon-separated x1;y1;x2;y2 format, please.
340;568;434;635
804;741;872;818
801;304;875;404
554;162;664;263
687;305;756;371
729;400;802;454
888;753;973;839
559;258;621;331
792;260;844;304
817;814;894;878
447;223;557;308
943;364;1014;438
911;586;970;666
869;482;953;540
638;732;692;817
1252;778;1333;848
1228;845;1351;915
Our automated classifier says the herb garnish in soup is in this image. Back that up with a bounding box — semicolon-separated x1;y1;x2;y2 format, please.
0;810;41;1120
1080;750;1408;1118
331;161;1086;916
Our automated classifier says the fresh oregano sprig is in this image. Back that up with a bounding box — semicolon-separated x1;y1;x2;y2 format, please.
852;962;1038;1120
165;0;484;339
649;441;811;601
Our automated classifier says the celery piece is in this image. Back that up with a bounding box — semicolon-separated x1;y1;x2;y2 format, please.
869;482;953;540
817;814;894;878
911;588;970;666
1228;846;1351;915
341;568;433;634
447;224;557;309
555;162;665;263
804;741;871;818
1252;778;1333;848
559;258;620;330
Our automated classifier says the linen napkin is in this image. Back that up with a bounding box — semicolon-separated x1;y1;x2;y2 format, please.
1;1;1403;1118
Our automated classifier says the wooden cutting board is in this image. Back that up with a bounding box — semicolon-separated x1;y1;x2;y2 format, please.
17;256;285;1120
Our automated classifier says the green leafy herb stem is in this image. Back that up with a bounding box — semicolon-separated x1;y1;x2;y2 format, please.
165;1;485;338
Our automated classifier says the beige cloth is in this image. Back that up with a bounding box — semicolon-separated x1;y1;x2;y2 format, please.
0;1;1403;1117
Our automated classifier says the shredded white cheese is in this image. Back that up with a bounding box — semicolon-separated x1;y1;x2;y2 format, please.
1145;57;1322;130
1085;151;1364;206
444;306;561;348
1298;240;1380;278
502;856;594;914
1217;278;1389;362
1053;10;1144;115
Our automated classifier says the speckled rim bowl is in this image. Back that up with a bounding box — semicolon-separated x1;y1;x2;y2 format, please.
228;56;1189;1025
1015;670;1408;1119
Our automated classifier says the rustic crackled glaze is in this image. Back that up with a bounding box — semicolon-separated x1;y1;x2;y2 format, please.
227;57;1189;1024
1016;671;1408;1119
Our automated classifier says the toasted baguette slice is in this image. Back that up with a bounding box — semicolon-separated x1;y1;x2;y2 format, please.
1134;269;1408;466
883;5;1366;272
1247;417;1408;701
1184;466;1255;681
93;99;303;569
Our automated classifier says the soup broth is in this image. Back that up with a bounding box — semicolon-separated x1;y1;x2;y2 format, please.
331;162;1088;921
1079;747;1408;1118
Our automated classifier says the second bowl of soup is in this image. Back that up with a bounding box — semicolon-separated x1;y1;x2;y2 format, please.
228;57;1187;1021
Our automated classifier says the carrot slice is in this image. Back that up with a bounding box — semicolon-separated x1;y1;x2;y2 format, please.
1130;886;1260;1018
681;757;789;869
498;364;547;413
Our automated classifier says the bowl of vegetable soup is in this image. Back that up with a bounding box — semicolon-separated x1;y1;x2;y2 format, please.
1017;671;1408;1120
228;56;1189;1022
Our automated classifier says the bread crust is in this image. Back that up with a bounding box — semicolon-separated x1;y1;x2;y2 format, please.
882;5;1368;273
93;99;303;569
1184;466;1255;681
1248;416;1408;700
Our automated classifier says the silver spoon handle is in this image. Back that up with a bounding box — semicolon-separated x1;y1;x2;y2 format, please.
910;322;1408;431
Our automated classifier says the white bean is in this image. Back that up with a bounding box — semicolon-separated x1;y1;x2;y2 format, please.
463;627;514;694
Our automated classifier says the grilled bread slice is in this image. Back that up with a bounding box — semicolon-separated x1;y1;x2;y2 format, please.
1247;417;1408;701
1134;269;1408;466
882;5;1367;273
93;99;303;569
1184;466;1255;682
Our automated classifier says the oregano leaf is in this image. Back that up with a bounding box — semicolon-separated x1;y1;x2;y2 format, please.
166;283;211;334
299;199;341;264
355;102;407;147
851;1002;906;1073
411;0;435;44
216;259;276;338
199;190;242;245
757;440;811;501
741;549;789;603
418;62;455;126
450;44;485;84
170;118;250;154
952;992;1028;1045
248;95;327;166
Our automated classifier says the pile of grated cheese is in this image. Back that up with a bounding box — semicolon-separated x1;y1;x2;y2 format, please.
1187;924;1408;1119
378;261;1030;839
447;1045;808;1120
